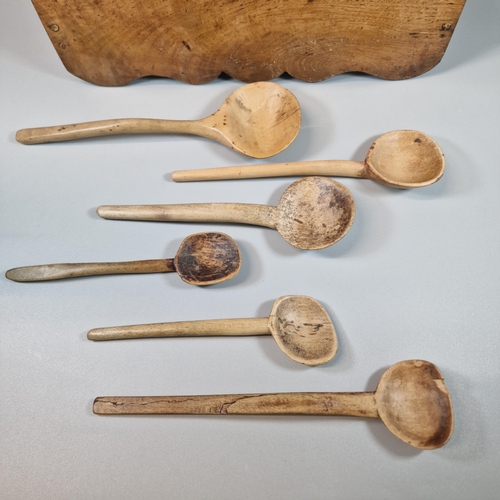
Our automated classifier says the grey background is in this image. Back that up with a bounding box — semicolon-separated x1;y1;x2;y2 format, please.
1;1;499;498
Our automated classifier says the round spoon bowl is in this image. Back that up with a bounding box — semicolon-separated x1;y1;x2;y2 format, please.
217;82;301;158
365;130;445;188
276;177;355;250
375;359;454;450
268;295;337;366
174;232;241;285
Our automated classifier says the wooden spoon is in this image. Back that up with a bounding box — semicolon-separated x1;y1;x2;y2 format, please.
15;82;301;158
171;130;445;188
5;232;240;286
93;359;453;450
88;295;338;366
96;177;355;250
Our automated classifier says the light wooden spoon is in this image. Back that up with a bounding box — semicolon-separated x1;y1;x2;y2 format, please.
15;82;301;158
88;295;337;366
5;232;240;286
93;359;453;450
172;130;445;188
97;177;355;250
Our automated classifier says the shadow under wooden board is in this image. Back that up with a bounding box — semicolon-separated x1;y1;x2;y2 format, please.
31;0;467;86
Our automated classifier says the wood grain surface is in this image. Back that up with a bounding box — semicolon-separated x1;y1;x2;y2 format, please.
31;0;466;85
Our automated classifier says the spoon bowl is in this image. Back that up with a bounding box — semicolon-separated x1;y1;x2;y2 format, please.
375;359;454;450
172;130;445;188
364;130;445;188
6;232;241;286
268;295;337;366
174;232;241;285
16;82;301;159
212;82;302;158
276;177;355;250
88;295;338;366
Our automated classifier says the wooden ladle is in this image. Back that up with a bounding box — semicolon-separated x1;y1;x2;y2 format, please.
5;232;240;286
171;130;445;188
96;177;355;250
15;82;301;158
93;359;454;450
88;295;338;366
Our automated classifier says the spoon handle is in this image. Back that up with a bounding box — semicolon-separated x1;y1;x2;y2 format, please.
97;204;277;229
16;118;214;144
93;392;378;417
171;160;366;182
5;259;174;282
88;317;269;341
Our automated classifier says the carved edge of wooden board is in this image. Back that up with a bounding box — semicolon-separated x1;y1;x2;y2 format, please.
31;1;467;86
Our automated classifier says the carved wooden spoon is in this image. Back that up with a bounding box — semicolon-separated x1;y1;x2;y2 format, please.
5;232;240;286
97;177;355;250
93;359;453;450
15;82;301;158
88;295;337;366
172;130;445;188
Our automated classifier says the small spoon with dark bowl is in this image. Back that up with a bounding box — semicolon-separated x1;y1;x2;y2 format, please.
88;295;338;366
6;232;241;286
96;177;355;250
93;359;454;450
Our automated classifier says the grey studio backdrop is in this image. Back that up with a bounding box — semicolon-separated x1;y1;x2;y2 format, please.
1;1;499;499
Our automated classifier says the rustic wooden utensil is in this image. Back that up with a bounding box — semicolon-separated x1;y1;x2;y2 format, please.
31;0;467;85
93;359;454;450
88;295;337;366
15;82;301;159
5;232;240;286
96;177;355;250
172;130;445;188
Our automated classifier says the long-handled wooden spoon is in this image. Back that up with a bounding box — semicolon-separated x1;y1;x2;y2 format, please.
5;232;240;286
93;359;453;450
88;295;337;366
15;82;301;158
172;130;445;188
96;177;355;250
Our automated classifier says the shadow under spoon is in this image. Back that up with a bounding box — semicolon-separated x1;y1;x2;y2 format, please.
88;295;338;366
15;82;301;159
96;177;355;250
93;359;454;450
5;232;241;286
172;130;445;188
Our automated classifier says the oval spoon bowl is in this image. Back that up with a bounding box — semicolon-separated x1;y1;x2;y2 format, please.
268;295;337;366
375;359;454;449
365;130;445;188
175;232;241;285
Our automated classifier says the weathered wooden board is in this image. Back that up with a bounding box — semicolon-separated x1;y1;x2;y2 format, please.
31;0;467;86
